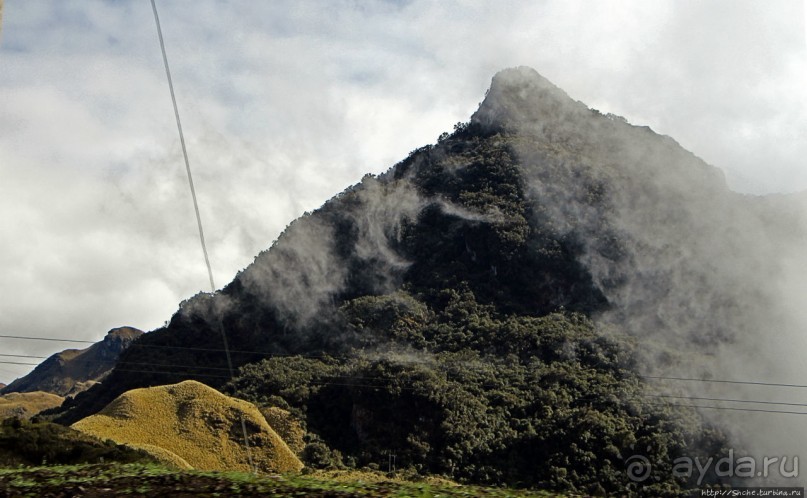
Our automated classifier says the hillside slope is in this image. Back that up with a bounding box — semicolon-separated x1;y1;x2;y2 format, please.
52;67;807;495
0;391;63;420
2;327;143;397
72;380;302;473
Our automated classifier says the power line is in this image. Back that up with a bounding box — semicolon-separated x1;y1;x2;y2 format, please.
641;394;807;409
10;330;807;414
9;354;807;416
639;401;807;416
150;0;253;472
8;352;807;415
8;348;807;410
642;375;807;390
0;359;233;372
0;334;94;344
150;0;214;293
0;334;322;358
0;360;40;367
0;332;414;362
8;331;807;393
8;332;807;394
6;335;804;391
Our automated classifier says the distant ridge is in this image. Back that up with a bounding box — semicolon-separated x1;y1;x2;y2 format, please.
1;327;143;397
0;391;64;420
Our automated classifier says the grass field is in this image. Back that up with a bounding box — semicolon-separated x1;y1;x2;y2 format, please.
0;392;63;420
0;463;575;497
71;380;302;473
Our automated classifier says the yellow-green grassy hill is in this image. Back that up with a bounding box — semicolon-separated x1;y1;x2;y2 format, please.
0;391;64;420
72;380;302;473
259;406;306;455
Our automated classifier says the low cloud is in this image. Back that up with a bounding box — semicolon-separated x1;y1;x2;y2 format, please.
0;1;804;385
486;66;807;478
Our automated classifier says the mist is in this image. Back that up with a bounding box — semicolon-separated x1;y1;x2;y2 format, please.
201;69;807;477
482;67;807;482
1;1;805;389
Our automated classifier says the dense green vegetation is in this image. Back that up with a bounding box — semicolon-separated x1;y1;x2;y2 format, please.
0;463;571;497
396;128;608;317
226;296;725;496
48;70;742;497
0;417;155;467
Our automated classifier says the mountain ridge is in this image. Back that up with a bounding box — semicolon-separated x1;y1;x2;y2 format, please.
2;326;143;397
45;67;807;495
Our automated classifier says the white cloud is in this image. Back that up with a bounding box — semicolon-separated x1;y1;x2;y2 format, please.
0;0;804;383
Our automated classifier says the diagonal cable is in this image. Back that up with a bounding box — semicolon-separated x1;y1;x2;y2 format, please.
150;0;214;292
150;0;255;473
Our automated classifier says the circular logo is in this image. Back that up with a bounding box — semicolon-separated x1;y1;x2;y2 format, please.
626;454;652;482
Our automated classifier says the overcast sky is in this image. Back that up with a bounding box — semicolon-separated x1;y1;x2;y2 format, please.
0;0;805;385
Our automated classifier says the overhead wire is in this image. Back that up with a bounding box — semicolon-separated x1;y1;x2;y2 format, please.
0;360;40;367
0;334;333;361
638;401;807;416
0;334;94;344
8;331;807;391
7;345;807;417
7;333;807;393
149;0;254;472
149;0;214;293
8;324;807;418
642;375;807;390
640;393;807;408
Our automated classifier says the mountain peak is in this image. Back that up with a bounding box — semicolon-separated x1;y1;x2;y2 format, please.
471;66;582;130
491;66;559;92
105;326;143;342
0;326;143;397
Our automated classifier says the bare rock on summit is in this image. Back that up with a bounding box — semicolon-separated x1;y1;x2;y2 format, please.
471;66;586;130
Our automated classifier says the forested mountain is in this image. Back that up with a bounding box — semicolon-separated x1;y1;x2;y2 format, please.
49;67;807;496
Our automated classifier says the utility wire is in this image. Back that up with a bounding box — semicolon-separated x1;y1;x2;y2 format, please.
8;332;807;392
639;401;807;416
0;333;326;359
642;375;807;390
0;360;40;366
10;349;807;412
7;333;807;391
11;330;807;415
641;394;807;408
0;334;94;344
9;351;807;416
149;0;214;293
149;0;254;473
